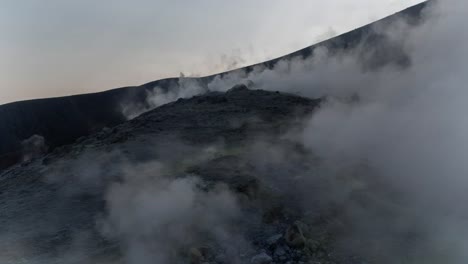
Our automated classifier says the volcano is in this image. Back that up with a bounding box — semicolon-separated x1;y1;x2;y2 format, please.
2;1;457;263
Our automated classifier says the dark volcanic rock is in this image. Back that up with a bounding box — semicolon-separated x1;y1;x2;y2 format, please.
0;88;322;263
125;87;320;144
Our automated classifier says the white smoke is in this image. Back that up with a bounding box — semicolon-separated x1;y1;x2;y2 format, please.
289;0;468;261
20;141;252;264
119;0;468;261
122;2;431;119
121;74;208;119
100;162;246;264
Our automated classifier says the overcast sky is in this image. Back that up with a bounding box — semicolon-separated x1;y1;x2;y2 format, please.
0;0;423;104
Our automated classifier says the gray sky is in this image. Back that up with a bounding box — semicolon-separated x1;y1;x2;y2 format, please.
0;0;423;104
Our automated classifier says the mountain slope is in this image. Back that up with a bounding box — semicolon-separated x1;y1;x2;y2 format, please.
0;1;430;170
1;86;444;263
0;87;328;263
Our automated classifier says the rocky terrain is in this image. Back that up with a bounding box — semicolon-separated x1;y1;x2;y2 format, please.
1;86;334;263
1;84;443;264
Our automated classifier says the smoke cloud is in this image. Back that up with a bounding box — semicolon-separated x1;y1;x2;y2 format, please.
101;169;246;264
120;0;468;262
